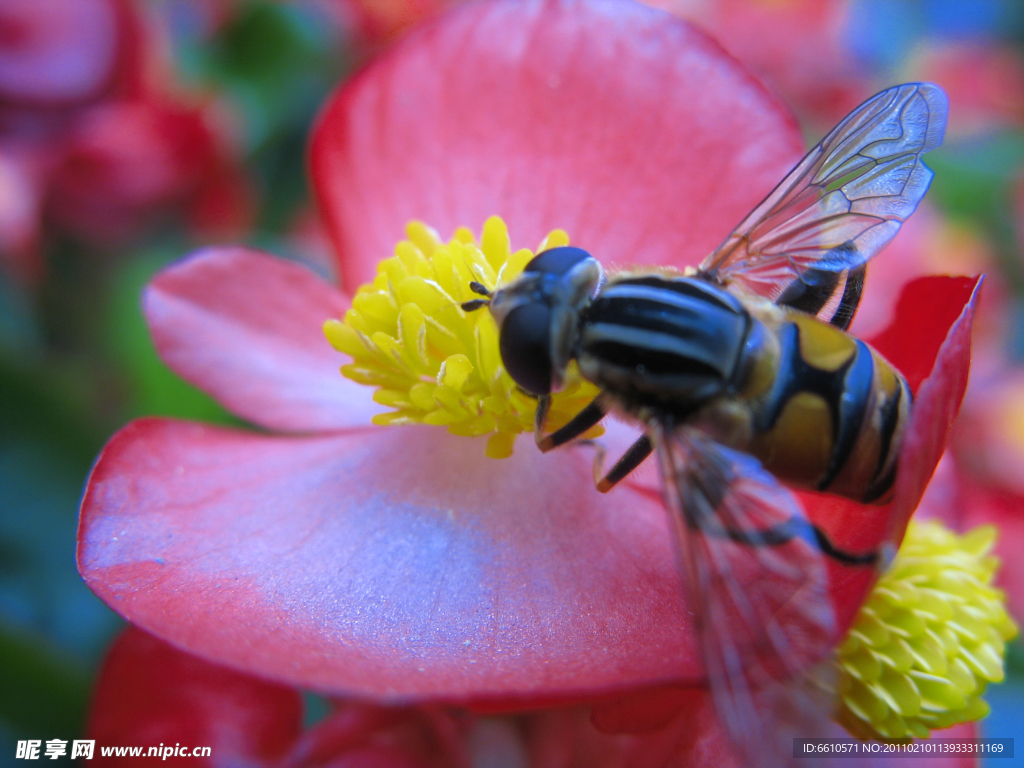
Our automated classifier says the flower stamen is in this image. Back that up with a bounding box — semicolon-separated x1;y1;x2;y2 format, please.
836;520;1018;740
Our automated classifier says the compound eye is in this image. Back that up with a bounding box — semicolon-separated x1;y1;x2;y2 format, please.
524;246;593;277
499;302;553;395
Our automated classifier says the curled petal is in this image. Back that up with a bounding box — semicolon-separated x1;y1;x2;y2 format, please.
807;276;983;632
312;0;804;294
79;419;699;699
881;276;983;542
868;276;982;397
145;247;381;433
87;626;302;766
590;683;703;735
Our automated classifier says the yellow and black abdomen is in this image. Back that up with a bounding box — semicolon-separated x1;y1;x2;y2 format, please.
746;312;910;504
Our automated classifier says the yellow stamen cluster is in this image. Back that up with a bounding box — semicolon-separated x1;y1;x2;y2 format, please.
324;216;603;458
836;520;1018;740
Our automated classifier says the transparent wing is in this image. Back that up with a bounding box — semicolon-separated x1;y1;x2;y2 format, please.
699;83;948;322
654;425;842;767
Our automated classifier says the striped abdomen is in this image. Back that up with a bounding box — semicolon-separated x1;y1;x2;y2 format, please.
573;274;909;505
747;312;910;503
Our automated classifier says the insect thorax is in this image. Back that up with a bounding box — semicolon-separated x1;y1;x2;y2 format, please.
575;274;752;421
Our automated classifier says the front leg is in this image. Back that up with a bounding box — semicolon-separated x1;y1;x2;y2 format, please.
535;396;607;452
534;395;653;492
594;434;653;493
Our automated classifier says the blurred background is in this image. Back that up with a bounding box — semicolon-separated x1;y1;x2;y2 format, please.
1;0;1023;764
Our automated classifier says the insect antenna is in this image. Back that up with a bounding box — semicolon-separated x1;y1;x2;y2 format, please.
461;281;493;312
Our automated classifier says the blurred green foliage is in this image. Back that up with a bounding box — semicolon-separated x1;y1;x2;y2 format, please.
182;1;348;232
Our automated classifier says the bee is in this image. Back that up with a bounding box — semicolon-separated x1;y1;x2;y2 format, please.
463;83;947;765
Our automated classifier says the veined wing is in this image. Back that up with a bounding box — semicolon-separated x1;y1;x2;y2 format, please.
654;425;840;767
699;83;947;328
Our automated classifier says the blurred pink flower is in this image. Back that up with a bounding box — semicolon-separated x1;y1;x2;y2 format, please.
907;41;1024;138
0;0;142;109
644;0;870;126
47;92;251;245
0;0;250;282
943;366;1024;626
320;0;461;47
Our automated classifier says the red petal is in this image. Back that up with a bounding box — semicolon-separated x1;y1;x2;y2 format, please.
589;687;742;767
590;683;701;735
590;687;980;768
883;276;983;542
493;700;725;768
87;626;302;766
312;0;803;295
869;275;982;396
79;418;700;700
145;247;381;433
293;704;472;768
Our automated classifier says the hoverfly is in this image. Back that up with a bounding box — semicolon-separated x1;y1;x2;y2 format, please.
462;83;948;765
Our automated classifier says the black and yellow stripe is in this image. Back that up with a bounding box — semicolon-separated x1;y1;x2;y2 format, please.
748;312;909;503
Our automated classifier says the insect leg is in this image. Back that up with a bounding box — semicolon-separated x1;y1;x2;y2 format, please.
594;434;653;493
698;514;879;567
535;397;607;452
827;263;866;330
812;527;878;566
775;266;842;316
536;397;651;490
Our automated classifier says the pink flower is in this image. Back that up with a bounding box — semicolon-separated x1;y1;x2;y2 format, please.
0;0;249;281
78;0;980;760
0;0;139;279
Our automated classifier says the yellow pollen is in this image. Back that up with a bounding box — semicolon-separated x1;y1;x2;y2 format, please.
324;216;603;458
835;520;1018;741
